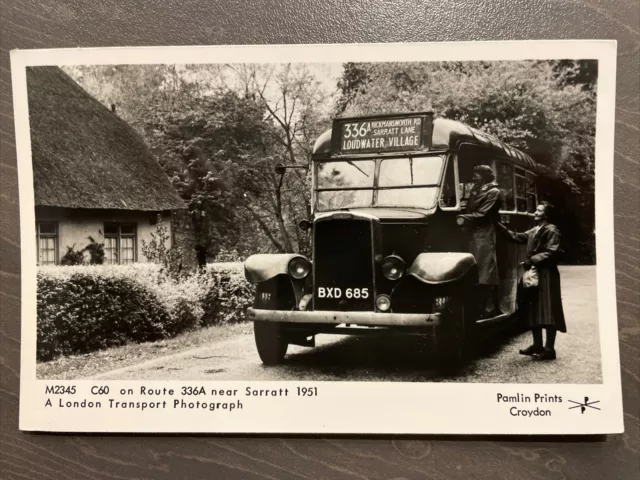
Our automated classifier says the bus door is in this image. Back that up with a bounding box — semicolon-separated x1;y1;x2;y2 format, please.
493;160;538;315
457;146;516;315
494;159;519;315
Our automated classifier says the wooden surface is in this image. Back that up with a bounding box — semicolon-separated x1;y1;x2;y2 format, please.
1;1;638;478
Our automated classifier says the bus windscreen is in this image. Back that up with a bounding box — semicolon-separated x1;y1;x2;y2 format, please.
315;155;444;211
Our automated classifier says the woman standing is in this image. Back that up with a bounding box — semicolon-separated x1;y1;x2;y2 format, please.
496;201;566;360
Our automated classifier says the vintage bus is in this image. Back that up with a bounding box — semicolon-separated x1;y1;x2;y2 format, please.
244;112;540;367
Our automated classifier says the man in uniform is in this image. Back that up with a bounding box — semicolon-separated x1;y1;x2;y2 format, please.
457;165;502;318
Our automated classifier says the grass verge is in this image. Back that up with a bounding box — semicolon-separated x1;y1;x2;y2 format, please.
37;321;253;380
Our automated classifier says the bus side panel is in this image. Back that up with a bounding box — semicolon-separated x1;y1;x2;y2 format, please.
424;211;468;254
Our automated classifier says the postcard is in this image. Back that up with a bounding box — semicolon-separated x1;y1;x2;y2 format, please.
12;40;623;434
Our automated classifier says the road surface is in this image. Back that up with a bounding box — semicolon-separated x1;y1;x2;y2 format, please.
92;266;602;384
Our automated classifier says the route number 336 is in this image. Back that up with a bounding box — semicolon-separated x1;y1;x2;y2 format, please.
343;122;370;138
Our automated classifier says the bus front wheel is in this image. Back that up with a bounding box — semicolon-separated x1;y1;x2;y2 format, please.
254;321;289;365
436;301;472;370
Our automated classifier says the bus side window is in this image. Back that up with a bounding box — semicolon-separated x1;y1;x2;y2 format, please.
515;167;527;212
439;156;457;208
526;171;537;213
457;144;492;208
458;178;474;209
496;161;515;211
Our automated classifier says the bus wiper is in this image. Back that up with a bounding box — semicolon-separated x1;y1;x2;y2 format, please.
347;160;369;178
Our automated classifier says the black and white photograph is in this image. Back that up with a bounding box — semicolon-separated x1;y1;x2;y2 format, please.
12;42;622;434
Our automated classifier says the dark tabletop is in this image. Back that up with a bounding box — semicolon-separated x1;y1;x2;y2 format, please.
1;1;639;479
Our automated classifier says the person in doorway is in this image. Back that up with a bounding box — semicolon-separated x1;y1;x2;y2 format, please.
496;201;566;360
457;164;503;318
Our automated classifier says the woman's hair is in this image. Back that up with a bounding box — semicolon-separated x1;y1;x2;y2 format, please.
539;200;556;222
474;164;495;183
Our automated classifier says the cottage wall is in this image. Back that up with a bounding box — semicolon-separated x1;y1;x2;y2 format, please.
35;206;173;264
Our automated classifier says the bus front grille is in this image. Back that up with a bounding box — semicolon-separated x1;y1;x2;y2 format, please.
313;218;375;312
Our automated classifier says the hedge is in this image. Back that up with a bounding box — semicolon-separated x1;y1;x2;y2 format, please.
202;263;255;327
37;263;255;361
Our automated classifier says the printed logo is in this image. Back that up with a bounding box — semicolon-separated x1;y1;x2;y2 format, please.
568;397;601;414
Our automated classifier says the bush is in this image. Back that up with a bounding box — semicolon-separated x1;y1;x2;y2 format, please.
85;236;106;265
60;245;86;265
141;216;183;279
202;264;255;326
37;263;255;361
59;237;106;266
212;248;245;263
37;269;171;361
132;267;216;336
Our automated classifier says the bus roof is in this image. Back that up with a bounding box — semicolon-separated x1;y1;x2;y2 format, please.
312;117;538;171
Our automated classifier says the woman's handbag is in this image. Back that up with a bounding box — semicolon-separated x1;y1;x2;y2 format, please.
522;265;539;288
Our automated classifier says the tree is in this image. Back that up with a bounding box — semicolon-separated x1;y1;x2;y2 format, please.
552;60;598;91
140;90;280;258
336;62;371;113
62;64;223;131
228;63;333;255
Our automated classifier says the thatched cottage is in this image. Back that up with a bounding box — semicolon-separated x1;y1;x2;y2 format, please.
27;66;190;266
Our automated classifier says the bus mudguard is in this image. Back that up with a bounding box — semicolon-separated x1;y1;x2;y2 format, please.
407;252;478;284
244;254;308;284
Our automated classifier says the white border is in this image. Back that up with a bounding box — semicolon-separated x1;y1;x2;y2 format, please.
11;41;623;434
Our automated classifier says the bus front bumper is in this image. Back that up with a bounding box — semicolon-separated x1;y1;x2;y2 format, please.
247;308;442;327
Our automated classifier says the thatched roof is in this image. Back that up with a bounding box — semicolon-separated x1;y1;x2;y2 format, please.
27;66;186;211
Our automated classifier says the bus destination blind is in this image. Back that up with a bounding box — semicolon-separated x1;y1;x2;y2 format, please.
334;115;427;155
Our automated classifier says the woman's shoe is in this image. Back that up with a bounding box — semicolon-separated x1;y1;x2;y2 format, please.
519;345;544;356
534;348;557;361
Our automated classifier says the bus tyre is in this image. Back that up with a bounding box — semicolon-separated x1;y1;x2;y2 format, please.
437;302;471;370
254;321;289;365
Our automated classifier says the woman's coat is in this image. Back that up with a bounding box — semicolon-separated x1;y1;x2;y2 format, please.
459;183;502;286
497;222;567;332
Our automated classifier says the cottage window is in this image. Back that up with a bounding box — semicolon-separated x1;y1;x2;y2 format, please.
104;223;137;265
36;222;58;266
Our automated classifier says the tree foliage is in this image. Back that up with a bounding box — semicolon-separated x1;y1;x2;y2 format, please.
233;63;331;255
142;90;274;256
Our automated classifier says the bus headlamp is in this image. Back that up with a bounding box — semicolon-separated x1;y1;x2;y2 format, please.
288;257;311;280
381;255;406;281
